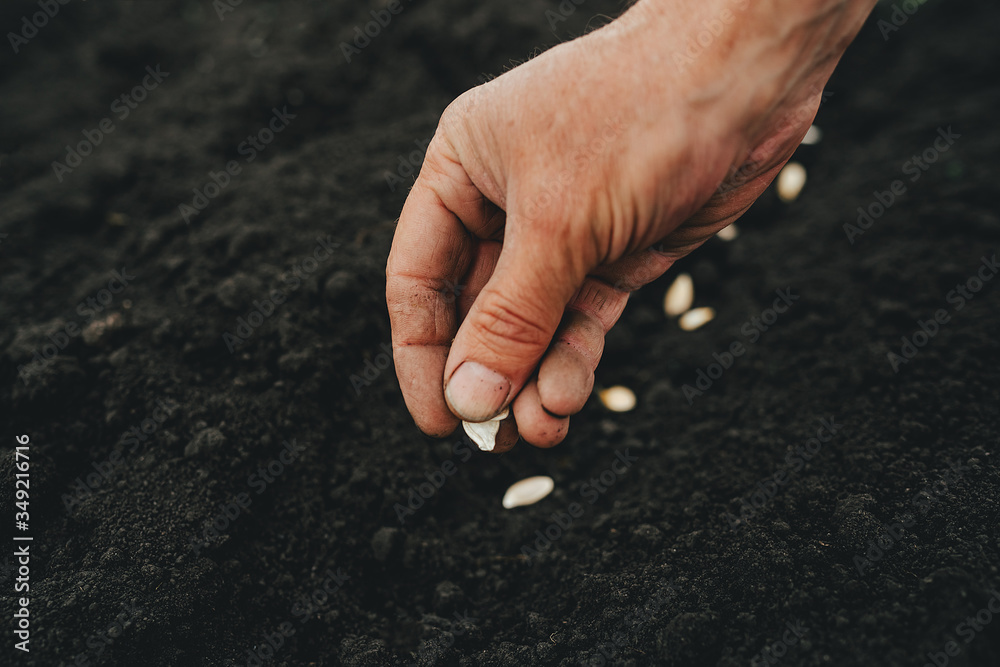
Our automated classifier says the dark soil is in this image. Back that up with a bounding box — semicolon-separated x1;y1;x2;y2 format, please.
2;0;999;665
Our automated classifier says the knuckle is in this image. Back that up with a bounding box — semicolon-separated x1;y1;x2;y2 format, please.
440;87;478;125
435;90;479;152
569;280;628;332
385;275;457;345
472;290;551;355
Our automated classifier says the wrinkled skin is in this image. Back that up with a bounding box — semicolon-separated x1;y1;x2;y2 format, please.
387;0;877;451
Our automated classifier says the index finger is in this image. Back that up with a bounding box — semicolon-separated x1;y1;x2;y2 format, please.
385;134;504;437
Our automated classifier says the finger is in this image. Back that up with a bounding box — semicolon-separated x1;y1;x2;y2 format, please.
492;411;520;454
457;240;502;322
386;135;504;437
514;123;806;441
535;274;630;420
536;310;603;418
531;253;674;426
512;379;569;448
526;166;780;435
443;220;590;423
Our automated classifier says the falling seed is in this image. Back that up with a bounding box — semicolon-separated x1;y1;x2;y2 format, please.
678;307;715;331
801;125;823;145
716;224;739;242
502;475;555;509
599;386;636;412
463;408;508;452
664;273;694;316
776;162;807;202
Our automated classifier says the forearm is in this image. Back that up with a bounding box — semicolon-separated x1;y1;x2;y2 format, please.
616;0;877;140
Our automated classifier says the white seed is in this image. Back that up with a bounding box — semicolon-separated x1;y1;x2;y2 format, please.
663;273;694;316
599;386;636;412
776;162;807;202
678;307;715;331
801;125;823;145
462;408;508;452
502;475;555;509
716;224;739;242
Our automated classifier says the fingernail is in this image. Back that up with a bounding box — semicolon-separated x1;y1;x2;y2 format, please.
445;361;510;422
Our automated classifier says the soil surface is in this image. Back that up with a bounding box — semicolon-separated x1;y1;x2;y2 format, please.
2;0;999;665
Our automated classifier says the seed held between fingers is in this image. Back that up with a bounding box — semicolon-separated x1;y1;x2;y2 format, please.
463;408;509;452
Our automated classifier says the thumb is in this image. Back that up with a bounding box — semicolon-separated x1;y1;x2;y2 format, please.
443;224;589;422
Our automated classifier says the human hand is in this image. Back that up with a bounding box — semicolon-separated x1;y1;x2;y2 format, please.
386;0;876;451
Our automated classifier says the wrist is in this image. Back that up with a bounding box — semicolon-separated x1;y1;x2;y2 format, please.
619;0;876;140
